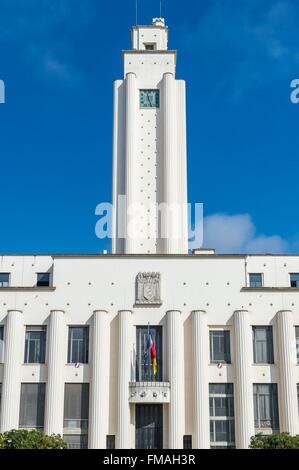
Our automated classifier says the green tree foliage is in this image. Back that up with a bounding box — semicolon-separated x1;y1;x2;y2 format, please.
250;433;299;449
0;429;67;449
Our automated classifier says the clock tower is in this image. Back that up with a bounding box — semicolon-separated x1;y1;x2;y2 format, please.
112;18;188;254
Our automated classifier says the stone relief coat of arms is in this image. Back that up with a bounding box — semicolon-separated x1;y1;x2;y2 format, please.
136;272;162;305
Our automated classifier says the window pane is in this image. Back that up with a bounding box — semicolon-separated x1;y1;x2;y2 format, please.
0;326;4;363
106;435;115;449
210;331;231;363
209;383;235;448
295;328;299;364
183;435;192;449
37;273;50;287
24;327;46;364
0;273;9;287
249;273;263;288
136;326;163;382
64;383;89;431
253;383;279;430
63;434;88;449
19;383;45;429
68;327;89;364
290;274;299;287
253;327;274;364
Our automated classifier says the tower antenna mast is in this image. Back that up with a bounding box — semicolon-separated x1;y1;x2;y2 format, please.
160;0;162;18
135;0;138;25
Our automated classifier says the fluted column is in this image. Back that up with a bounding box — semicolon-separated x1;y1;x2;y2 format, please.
0;310;23;432
116;310;132;449
163;73;181;254
89;310;110;448
276;310;299;435
44;310;65;436
125;72;138;254
233;310;255;449
167;310;184;449
192;310;210;449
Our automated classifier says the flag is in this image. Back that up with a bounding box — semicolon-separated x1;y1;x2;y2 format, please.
143;323;151;375
143;323;157;378
149;332;157;377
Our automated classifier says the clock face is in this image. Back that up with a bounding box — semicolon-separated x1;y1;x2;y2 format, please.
140;89;160;108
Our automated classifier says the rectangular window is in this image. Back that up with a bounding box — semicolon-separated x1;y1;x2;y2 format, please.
210;330;231;363
209;383;235;449
68;327;89;364
136;326;163;382
106;435;116;449
0;326;4;363
63;383;89;432
24;326;46;364
253;384;279;431
19;383;45;429
296;328;299;364
0;273;9;287
183;435;192;449
144;43;156;50
249;273;263;288
290;273;299;288
253;326;274;364
63;435;88;449
36;273;50;287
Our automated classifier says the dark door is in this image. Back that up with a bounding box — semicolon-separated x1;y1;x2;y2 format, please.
135;404;163;449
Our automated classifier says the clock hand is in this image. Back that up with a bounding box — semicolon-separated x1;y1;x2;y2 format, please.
147;92;153;107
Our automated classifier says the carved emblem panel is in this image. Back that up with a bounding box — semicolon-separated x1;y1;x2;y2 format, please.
136;272;162;305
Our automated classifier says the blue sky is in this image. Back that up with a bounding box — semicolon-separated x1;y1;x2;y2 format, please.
0;0;298;254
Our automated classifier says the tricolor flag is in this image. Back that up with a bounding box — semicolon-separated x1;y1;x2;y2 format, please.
143;323;158;377
149;333;157;377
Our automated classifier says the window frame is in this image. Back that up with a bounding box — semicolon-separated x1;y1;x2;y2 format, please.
249;273;263;288
136;325;163;382
19;383;46;430
253;383;279;432
67;326;89;364
106;435;116;450
63;383;89;435
209;329;231;364
295;327;299;364
0;273;10;288
24;326;46;364
209;383;235;449
36;272;51;287
252;326;274;364
290;273;299;288
0;325;4;363
144;43;156;51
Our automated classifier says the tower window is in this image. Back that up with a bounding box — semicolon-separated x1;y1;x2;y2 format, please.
36;272;50;287
144;43;156;50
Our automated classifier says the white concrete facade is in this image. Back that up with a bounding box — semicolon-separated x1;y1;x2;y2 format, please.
0;19;298;450
0;254;299;448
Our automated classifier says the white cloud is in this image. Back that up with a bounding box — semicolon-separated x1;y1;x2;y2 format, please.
193;212;289;254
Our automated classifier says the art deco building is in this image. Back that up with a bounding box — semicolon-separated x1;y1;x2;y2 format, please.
0;19;299;449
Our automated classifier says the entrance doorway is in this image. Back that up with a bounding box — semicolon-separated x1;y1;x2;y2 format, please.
135;404;163;449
